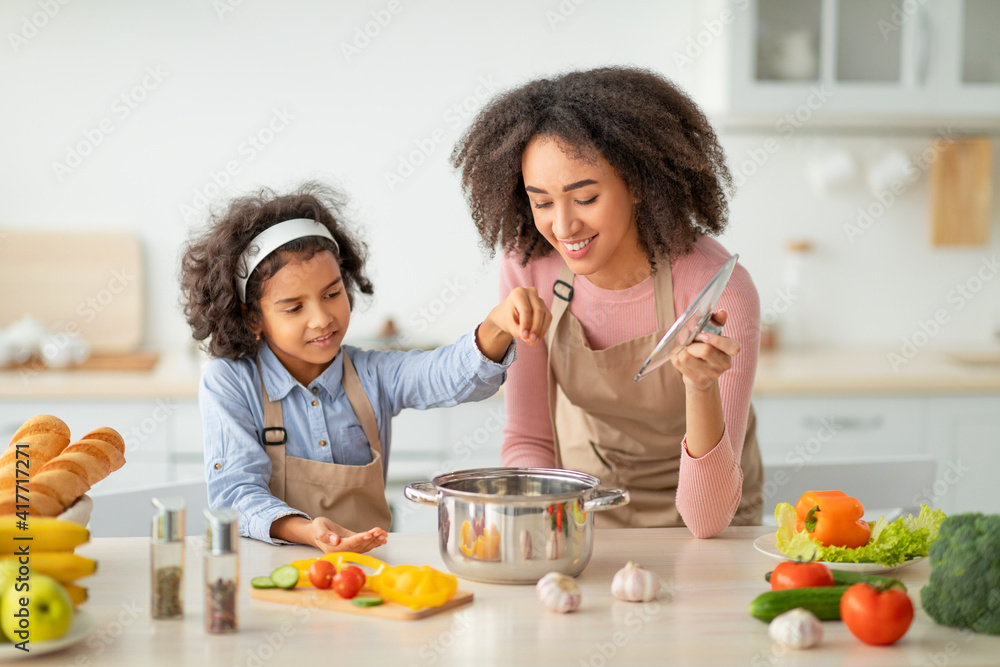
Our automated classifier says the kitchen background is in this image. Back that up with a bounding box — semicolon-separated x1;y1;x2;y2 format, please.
1;0;998;534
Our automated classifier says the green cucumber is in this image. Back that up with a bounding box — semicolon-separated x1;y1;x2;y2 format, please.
764;569;906;591
749;585;850;622
250;576;277;589
351;596;384;607
269;565;300;590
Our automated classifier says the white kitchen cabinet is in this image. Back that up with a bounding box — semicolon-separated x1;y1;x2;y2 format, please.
924;395;1000;515
695;0;1000;127
754;392;1000;516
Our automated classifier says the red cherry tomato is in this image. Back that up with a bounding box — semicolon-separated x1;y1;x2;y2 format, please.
308;560;336;590
840;583;914;646
332;566;366;599
770;561;835;591
340;565;366;588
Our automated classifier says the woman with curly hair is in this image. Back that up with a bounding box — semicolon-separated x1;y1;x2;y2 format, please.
452;67;762;537
180;182;548;552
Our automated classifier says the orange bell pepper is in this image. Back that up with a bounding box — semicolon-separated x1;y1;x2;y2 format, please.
794;490;871;549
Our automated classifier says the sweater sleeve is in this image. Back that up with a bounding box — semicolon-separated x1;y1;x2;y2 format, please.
674;258;760;538
498;253;559;468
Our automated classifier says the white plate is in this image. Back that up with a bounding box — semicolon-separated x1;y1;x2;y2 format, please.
0;610;98;659
634;254;738;382
752;532;925;574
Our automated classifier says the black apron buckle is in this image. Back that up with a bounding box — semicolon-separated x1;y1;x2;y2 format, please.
262;426;287;445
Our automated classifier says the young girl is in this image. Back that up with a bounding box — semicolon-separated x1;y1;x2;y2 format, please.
452;66;763;538
180;183;550;553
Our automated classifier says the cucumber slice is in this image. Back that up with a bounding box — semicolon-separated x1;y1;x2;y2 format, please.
251;576;277;589
269;565;300;590
351;596;384;607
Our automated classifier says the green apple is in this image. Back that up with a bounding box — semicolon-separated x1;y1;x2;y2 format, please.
0;571;74;644
0;561;18;642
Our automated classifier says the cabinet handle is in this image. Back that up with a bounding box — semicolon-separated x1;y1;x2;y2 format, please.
802;415;884;432
902;2;931;87
914;4;931;86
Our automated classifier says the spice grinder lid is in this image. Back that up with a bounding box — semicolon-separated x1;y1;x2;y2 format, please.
203;508;239;555
151;496;185;543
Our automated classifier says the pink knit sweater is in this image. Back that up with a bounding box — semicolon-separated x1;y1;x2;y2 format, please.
499;235;760;538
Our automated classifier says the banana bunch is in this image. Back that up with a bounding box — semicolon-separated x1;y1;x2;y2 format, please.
0;516;95;605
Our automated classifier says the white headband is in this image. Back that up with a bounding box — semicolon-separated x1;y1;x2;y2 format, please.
235;218;339;302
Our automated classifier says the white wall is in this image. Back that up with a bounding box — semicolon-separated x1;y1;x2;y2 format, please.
2;0;998;356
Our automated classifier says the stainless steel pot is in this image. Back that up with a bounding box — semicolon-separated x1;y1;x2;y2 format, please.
404;468;629;584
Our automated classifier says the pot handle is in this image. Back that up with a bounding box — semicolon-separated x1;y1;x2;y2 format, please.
582;488;630;512
403;481;440;506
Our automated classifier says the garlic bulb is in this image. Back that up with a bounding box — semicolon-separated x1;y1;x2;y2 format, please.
536;572;581;613
611;561;661;602
768;608;823;649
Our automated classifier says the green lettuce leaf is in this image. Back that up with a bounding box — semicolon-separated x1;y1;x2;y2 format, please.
774;503;947;567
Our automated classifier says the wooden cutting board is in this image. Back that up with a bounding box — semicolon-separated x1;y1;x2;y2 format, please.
930;136;993;246
0;230;143;353
250;586;473;621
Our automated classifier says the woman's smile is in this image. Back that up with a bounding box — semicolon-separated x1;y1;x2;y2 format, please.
561;235;596;257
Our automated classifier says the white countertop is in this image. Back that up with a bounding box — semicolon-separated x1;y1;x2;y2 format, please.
1;347;998;399
18;527;998;666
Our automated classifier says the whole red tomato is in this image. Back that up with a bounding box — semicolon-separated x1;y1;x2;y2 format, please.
840;583;914;646
308;560;336;590
770;561;835;591
332;566;366;599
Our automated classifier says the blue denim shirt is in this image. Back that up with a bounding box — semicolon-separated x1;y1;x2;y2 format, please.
200;331;514;544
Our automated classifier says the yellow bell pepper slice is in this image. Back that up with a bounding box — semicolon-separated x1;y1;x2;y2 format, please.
289;558;318;587
369;564;458;610
320;552;388;574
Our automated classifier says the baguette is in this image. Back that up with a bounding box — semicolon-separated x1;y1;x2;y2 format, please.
0;417;125;516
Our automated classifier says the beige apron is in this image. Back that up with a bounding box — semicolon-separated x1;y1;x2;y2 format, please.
257;351;392;533
546;261;763;528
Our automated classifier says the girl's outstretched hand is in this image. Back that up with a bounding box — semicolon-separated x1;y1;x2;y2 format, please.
672;310;741;392
477;286;552;362
310;517;387;554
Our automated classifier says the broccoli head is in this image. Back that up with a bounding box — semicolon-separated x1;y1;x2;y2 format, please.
920;513;1000;635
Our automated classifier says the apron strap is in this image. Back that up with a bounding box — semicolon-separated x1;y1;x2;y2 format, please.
545;263;577;467
545;263;576;349
341;352;384;458
653;261;675;329
255;356;287;502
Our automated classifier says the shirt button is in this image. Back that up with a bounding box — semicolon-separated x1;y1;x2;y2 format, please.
311;387;318;394
320;440;327;447
214;463;221;470
312;400;319;407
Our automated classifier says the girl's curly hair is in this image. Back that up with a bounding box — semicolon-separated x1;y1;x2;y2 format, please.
451;66;732;270
180;182;373;360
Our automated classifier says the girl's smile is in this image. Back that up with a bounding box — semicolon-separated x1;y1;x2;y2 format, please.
257;250;350;385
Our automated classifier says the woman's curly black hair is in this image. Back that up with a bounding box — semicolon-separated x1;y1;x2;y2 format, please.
180;182;373;360
451;66;732;270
